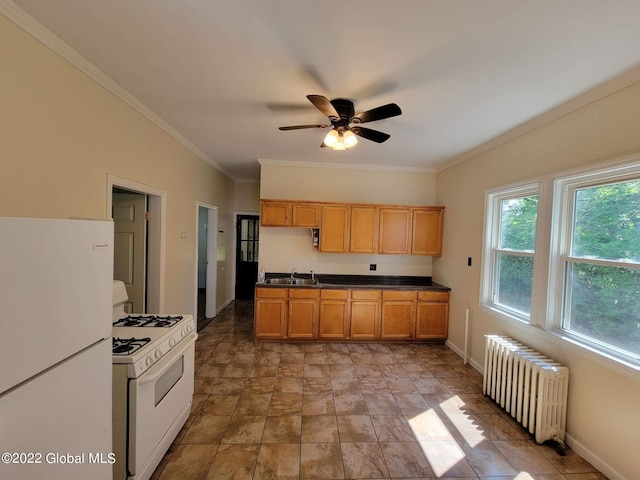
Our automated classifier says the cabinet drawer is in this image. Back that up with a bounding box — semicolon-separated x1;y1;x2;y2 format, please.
289;288;320;299
255;287;287;299
417;291;449;302
321;289;349;300
382;290;416;301
351;290;381;300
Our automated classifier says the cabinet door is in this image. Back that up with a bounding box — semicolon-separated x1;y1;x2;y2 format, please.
288;289;319;338
319;290;349;338
261;201;291;226
350;206;377;253
319;205;350;253
255;298;286;338
288;299;318;338
380;291;416;339
292;203;320;227
378;208;411;254
411;207;444;256
415;291;449;339
415;302;449;339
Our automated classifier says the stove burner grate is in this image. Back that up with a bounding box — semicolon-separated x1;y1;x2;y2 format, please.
113;315;184;328
112;337;151;355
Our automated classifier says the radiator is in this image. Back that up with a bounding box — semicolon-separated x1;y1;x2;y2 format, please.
483;335;569;447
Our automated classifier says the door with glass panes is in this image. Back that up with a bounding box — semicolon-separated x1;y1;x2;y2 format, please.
235;215;259;300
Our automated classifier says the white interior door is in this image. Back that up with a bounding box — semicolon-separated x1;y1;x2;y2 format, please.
113;192;147;312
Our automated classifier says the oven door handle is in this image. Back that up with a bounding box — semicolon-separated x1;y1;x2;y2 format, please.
136;331;198;386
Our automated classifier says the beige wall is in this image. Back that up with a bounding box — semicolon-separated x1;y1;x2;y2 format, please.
0;15;236;315
234;181;260;213
435;80;640;480
259;162;438;276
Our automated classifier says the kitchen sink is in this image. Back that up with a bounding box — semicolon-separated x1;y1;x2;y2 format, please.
265;278;318;285
266;278;291;284
293;278;317;285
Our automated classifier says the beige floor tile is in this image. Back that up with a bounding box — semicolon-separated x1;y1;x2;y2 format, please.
340;442;389;479
254;443;300;480
300;443;345;479
337;415;377;442
222;415;266;444
334;394;368;415
201;394;239;415
301;415;340;443
182;414;230;444
159;444;218;480
380;440;434;477
206;443;259;480
234;393;271;415
269;393;303;416
494;439;560;474
370;414;415;442
302;392;335;415
262;415;302;443
363;392;401;414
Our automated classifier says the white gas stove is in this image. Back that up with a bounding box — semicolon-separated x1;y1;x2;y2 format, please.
111;281;197;480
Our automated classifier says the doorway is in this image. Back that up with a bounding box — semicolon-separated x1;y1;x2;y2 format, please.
196;203;218;329
108;175;166;313
235;214;259;300
112;189;147;312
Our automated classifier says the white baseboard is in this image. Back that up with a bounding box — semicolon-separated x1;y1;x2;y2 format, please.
564;433;626;480
445;339;484;374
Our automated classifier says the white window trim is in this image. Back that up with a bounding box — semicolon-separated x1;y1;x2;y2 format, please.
548;160;640;368
480;182;541;325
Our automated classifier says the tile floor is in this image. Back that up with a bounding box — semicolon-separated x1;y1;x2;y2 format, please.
152;300;607;480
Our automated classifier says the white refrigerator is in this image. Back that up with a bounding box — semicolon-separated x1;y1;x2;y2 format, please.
0;217;114;480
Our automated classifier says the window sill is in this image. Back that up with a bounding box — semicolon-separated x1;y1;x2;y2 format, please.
481;304;640;384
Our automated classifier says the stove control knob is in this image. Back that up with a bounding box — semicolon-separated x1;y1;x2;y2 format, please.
155;349;162;360
169;338;176;348
181;328;187;338
145;356;153;367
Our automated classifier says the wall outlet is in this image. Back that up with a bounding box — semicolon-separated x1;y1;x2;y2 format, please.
467;257;472;266
369;264;377;271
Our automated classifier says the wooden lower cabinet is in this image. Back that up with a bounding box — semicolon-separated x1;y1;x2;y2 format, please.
350;290;380;339
254;288;287;338
381;290;416;339
287;289;319;338
319;290;349;338
415;291;449;339
254;287;449;341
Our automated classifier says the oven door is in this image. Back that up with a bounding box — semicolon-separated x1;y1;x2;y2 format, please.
128;332;196;479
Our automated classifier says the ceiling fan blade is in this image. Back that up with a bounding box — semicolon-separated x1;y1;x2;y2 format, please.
279;124;331;130
351;103;402;124
350;126;391;143
307;95;340;121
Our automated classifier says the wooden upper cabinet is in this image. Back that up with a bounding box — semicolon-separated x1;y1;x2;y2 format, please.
350;206;378;254
378;207;411;254
319;205;350;253
261;201;291;226
292;203;320;227
411;207;444;256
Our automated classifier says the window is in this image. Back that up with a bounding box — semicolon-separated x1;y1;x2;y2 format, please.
553;171;640;362
482;185;539;322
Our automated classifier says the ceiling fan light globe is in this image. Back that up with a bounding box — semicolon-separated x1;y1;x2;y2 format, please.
343;130;358;148
324;129;340;148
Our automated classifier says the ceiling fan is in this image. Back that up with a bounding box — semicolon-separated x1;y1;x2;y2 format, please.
278;95;402;150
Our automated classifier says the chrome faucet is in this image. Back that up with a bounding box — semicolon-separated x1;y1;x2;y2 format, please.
290;267;297;279
310;270;315;281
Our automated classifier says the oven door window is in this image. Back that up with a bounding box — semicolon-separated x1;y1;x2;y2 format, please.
155;356;183;406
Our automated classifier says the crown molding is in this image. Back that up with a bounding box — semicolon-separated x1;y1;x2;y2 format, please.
257;158;435;174
1;0;237;181
437;65;640;172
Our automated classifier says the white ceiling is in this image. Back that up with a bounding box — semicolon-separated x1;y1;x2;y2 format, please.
6;0;640;181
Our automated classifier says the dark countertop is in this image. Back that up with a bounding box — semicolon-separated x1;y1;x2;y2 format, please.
256;273;450;291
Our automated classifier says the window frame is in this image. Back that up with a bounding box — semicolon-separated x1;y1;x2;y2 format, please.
481;183;541;324
548;161;640;367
